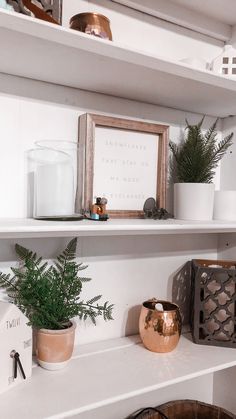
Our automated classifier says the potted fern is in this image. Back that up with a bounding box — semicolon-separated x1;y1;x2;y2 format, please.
0;238;113;370
169;118;233;220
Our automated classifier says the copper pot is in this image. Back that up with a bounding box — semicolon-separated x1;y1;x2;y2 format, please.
69;13;112;41
139;299;182;353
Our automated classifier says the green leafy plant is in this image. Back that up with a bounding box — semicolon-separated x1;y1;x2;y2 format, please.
0;238;114;330
169;117;233;183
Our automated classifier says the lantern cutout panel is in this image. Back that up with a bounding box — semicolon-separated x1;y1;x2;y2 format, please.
191;259;236;348
211;45;236;76
0;302;32;394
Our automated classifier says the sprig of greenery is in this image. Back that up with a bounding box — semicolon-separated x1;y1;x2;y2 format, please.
0;238;114;330
169;117;233;183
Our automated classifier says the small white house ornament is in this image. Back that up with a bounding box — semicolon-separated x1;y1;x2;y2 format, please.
211;44;236;76
0;302;32;394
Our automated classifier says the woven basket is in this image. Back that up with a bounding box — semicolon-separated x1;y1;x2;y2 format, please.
127;400;236;418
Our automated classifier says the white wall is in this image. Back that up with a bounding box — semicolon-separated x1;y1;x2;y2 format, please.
220;116;236;190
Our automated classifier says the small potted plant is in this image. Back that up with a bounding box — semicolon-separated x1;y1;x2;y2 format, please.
169;117;233;220
0;238;113;370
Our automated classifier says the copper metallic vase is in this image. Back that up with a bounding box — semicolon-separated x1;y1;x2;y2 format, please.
69;13;112;41
139;299;182;353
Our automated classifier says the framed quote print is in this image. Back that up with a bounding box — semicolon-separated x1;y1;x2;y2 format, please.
77;113;169;218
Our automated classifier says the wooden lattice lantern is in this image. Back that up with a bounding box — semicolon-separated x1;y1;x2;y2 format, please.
191;259;236;348
0;302;32;394
211;45;236;76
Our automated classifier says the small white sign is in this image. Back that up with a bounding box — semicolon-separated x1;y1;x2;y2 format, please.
93;127;158;210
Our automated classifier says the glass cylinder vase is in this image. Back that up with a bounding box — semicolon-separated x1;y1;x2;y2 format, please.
27;141;80;218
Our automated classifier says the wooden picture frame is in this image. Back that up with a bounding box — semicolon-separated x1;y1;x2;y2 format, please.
77;113;169;218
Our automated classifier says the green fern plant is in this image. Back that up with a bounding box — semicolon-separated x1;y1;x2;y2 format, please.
169;117;233;183
0;238;113;330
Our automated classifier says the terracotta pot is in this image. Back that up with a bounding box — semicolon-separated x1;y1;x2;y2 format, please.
139;299;182;353
35;321;76;370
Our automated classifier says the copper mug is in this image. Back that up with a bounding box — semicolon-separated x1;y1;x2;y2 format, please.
139;299;182;353
69;13;112;40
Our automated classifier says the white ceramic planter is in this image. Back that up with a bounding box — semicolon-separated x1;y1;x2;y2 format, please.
174;183;215;221
213;190;236;221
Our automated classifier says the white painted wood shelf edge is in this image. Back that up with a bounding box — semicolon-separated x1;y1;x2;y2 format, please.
0;218;236;238
1;9;236;116
1;333;236;419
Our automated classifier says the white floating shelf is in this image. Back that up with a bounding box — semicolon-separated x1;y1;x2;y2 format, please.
1;334;236;419
0;10;236;116
0;218;236;238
